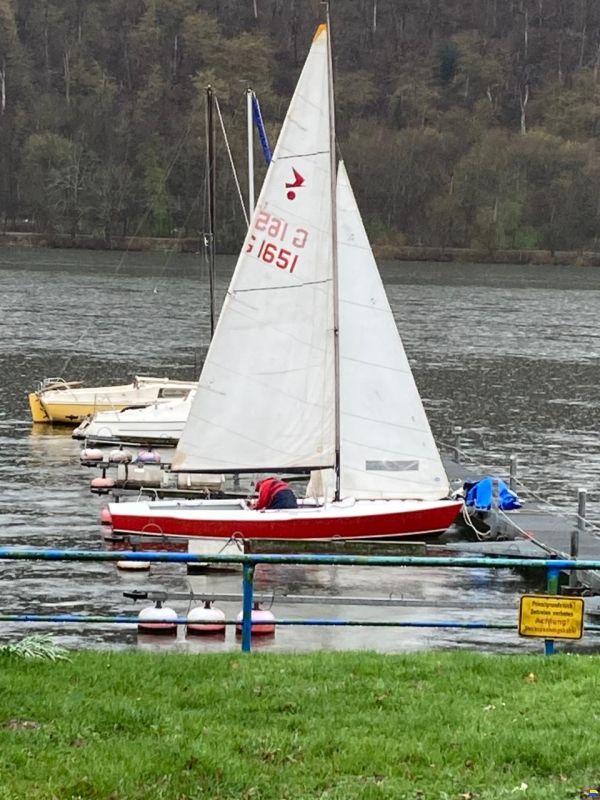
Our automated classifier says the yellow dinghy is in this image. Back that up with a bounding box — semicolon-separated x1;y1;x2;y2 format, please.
28;376;196;425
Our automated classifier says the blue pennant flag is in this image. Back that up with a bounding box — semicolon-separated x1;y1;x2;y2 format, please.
252;93;272;165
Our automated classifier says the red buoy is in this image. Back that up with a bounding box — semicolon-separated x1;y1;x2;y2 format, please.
80;448;104;463
90;476;115;493
236;603;276;636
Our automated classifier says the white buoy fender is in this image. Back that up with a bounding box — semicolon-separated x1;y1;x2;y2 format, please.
109;449;133;463
117;559;151;571
137;602;178;635
80;448;104;462
236;603;276;636
135;449;161;464
99;506;112;525
186;600;226;636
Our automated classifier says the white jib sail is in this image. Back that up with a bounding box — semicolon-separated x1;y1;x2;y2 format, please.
173;25;335;472
336;161;449;500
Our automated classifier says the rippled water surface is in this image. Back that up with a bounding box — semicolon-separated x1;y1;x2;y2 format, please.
1;247;600;654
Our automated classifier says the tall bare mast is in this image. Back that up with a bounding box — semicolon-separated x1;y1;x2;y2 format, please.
324;4;341;501
205;85;217;337
246;88;255;216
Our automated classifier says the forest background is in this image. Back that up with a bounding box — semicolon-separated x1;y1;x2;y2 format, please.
0;0;599;256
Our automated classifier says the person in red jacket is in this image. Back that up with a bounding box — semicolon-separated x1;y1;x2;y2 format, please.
252;477;298;510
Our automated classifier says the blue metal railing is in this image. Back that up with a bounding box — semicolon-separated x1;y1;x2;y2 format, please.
0;548;597;653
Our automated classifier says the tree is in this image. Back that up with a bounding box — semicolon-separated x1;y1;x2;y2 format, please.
141;138;175;236
0;0;17;114
2;0;600;252
20;132;86;233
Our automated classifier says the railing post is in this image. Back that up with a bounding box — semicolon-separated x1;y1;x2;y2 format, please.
489;477;499;539
544;566;560;656
241;561;255;653
453;426;462;464
509;455;518;492
570;489;587;589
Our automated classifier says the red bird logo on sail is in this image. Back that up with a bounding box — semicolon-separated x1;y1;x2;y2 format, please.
285;168;305;200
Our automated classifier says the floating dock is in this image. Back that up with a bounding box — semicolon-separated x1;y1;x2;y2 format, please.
443;455;600;593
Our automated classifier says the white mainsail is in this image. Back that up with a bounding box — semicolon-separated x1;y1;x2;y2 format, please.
336;161;449;500
173;25;335;472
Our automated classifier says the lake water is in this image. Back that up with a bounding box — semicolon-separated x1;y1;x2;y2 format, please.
1;247;600;655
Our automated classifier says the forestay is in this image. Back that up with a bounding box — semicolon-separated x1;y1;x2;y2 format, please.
173;26;335;473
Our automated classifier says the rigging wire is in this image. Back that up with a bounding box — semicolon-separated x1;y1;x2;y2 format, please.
214;95;249;228
53;86;254;380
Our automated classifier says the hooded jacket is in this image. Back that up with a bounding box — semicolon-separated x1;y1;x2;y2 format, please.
253;477;291;510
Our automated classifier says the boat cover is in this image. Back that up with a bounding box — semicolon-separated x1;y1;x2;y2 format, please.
464;477;522;511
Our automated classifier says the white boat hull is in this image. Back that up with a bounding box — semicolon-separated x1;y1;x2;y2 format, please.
30;376;195;425
73;393;193;444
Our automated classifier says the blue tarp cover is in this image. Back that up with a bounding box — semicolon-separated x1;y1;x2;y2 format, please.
464;477;522;511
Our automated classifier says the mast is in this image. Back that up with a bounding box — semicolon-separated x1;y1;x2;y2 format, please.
205;85;217;337
325;5;341;501
246;88;255;216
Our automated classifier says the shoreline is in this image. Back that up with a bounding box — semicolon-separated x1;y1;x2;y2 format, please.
1;230;599;266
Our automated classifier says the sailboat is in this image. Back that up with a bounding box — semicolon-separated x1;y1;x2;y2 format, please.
28;376;196;426
108;23;463;543
72;387;195;446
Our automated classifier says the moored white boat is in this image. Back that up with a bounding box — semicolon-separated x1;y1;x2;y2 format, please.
108;23;463;544
29;376;195;425
73;389;194;445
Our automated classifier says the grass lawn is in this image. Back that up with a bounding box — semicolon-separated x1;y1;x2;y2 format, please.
0;649;598;799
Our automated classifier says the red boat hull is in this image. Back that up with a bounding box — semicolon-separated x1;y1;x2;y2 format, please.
109;500;463;542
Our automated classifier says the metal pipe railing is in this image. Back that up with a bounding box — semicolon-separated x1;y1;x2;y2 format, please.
0;548;597;653
1;547;599;569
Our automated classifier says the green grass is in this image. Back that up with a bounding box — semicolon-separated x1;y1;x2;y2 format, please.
0;649;598;799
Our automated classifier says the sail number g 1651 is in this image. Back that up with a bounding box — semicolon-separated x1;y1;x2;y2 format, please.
246;209;309;274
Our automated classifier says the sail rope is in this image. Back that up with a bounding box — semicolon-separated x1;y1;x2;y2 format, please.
459;503;495;542
493;507;571;555
460;487;583;553
510;476;600;538
214;95;249;228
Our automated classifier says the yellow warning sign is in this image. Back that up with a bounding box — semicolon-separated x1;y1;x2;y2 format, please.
519;594;584;640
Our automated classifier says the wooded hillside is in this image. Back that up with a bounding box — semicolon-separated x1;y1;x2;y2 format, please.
0;0;599;253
